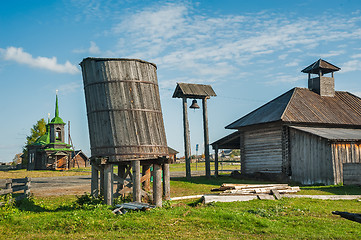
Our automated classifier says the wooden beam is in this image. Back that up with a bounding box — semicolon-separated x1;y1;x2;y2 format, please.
163;163;170;200
202;98;211;178
132;160;141;202
153;164;163;207
103;164;113;205
183;97;191;179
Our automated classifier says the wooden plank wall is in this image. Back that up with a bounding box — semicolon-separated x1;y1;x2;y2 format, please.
332;142;361;184
343;163;361;185
289;129;334;185
243;125;283;174
81;59;168;162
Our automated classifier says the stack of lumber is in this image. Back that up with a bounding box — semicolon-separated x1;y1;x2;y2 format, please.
211;183;300;195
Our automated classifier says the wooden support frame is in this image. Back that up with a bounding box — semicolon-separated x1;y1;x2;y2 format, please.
91;164;99;197
132;160;141;202
103;164;113;205
162;163;170;200
153;163;163;207
90;157;170;206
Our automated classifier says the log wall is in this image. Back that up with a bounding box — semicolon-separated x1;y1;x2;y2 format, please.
242;125;283;174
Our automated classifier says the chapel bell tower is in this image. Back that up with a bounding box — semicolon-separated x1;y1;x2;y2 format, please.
49;92;66;145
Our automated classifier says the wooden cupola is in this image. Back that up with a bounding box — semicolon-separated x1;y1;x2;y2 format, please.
301;59;340;97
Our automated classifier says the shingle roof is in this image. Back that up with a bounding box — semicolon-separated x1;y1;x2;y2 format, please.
301;59;340;74
172;83;216;99
291;126;361;141
226;88;361;129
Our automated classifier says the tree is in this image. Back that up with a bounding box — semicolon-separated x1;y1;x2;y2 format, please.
22;118;47;168
230;149;240;159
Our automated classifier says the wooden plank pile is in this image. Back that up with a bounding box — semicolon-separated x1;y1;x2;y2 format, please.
202;183;300;204
211;183;300;195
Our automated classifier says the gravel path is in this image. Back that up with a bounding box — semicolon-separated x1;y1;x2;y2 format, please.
30;171;209;197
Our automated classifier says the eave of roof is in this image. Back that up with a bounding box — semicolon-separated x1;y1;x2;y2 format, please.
291;126;361;141
211;131;240;149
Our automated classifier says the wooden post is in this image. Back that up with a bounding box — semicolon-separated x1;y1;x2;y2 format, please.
142;164;151;191
240;133;245;174
132;160;141;202
214;145;219;177
162;163;170;200
103;164;113;205
202;98;211;178
153;164;163;207
91;163;99;197
24;177;31;197
99;165;104;196
183;97;191;179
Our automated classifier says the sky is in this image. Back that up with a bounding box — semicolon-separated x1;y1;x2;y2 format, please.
1;0;361;163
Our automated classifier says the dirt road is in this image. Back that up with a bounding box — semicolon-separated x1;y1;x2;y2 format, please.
30;171;208;197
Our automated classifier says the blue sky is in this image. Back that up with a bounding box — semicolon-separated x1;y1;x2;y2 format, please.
1;0;361;162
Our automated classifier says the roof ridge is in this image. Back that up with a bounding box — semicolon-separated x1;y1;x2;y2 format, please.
280;88;298;120
225;88;295;129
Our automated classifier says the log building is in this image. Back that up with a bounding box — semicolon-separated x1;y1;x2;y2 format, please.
212;59;361;185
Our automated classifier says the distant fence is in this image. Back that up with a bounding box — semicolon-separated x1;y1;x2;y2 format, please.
0;164;21;171
0;177;31;205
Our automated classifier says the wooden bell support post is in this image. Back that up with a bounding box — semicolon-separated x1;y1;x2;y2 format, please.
173;83;216;179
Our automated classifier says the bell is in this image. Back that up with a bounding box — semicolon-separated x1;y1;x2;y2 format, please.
190;99;200;109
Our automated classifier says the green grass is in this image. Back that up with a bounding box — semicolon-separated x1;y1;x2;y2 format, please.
1;193;361;239
1;176;361;239
170;175;361;197
169;161;241;172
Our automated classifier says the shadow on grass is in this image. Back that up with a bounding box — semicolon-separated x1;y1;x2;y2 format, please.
15;197;49;212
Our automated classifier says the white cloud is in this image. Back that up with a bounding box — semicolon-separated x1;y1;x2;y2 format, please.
266;74;304;85
351;53;361;59
106;3;361;84
89;41;101;54
0;47;79;74
341;60;361;73
57;81;83;95
73;41;101;55
319;50;345;58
